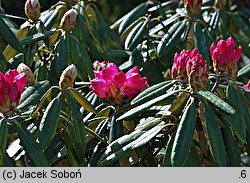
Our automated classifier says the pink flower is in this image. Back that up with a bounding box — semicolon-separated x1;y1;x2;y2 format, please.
243;80;250;90
184;0;202;16
210;37;242;78
171;49;208;91
91;62;148;105
0;70;26;114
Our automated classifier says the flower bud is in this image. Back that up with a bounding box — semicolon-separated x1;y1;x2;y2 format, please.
210;37;242;78
59;64;77;89
93;61;110;71
214;0;227;9
25;0;41;22
184;0;202;16
60;9;77;33
172;49;208;91
17;63;35;86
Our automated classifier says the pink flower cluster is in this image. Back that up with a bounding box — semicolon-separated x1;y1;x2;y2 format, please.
91;62;148;105
0;70;26;114
210;36;242;78
172;49;208;91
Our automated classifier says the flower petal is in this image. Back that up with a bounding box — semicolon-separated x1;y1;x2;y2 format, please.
91;78;112;98
114;72;126;89
14;73;27;93
101;63;119;81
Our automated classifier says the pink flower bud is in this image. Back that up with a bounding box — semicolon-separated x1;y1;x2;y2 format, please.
184;0;202;16
59;64;77;89
91;62;148;106
0;70;26;114
60;9;77;33
172;49;208;91
17;63;35;86
25;0;41;22
210;37;242;78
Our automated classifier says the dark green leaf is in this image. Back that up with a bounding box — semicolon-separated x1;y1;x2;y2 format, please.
0;118;8;166
0;16;24;53
15;122;49;166
38;94;62;149
204;102;227;166
171;97;196;166
197;90;235;115
18;81;50;109
117;90;180;121
131;80;175;105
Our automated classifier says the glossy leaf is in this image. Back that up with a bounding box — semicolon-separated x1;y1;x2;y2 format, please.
0;16;24;53
18;81;50;109
171;97;196;166
69;88;97;114
15;122;49;166
117;90;180;121
197;90;235;115
38;94;62;149
204;102;227;166
131;80;175;105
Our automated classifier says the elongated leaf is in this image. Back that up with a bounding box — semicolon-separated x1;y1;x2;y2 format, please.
224;84;247;142
69;88;97;114
157;20;187;58
107;49;132;58
15;122;49;166
208;10;220;37
131;80;175;105
18;81;50;109
67;93;87;166
231;14;250;38
135;118;163;131
194;22;211;66
117;90;179;121
163;133;175;167
204;102;227;166
171;97;196;166
38;94;62;149
0;118;8;166
238;64;250;77
0;50;7;71
221;125;241;166
20;31;54;45
118;3;148;34
0;16;24;53
131;122;165;149
102;130;144;159
197;90;235;115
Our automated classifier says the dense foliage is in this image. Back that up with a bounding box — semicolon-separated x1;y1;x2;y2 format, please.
0;0;250;167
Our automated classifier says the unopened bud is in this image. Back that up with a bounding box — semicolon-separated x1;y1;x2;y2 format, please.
17;63;35;86
184;0;202;16
60;9;77;33
25;0;41;22
59;64;77;89
214;0;227;9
